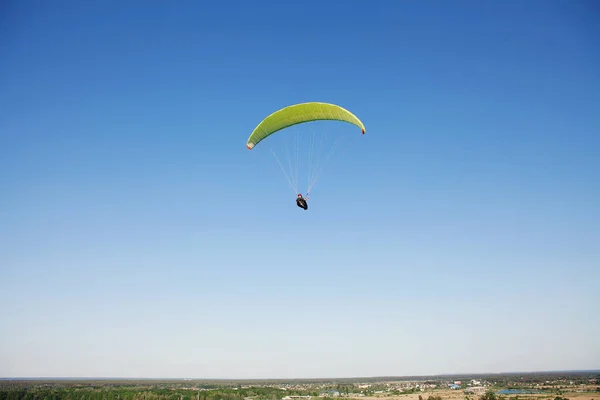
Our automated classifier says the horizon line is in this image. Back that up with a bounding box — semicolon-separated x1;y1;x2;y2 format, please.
3;369;599;381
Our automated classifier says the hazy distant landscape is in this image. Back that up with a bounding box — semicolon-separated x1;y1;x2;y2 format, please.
2;371;599;400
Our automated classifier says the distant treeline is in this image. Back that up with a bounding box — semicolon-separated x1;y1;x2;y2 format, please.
2;372;598;390
0;386;327;400
0;387;286;400
0;371;598;400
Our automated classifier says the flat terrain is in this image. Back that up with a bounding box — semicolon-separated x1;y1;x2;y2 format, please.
357;388;600;400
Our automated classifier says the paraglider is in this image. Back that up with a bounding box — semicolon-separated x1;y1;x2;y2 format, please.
296;194;308;210
246;102;366;210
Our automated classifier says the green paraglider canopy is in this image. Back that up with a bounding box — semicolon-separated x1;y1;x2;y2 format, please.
246;102;366;150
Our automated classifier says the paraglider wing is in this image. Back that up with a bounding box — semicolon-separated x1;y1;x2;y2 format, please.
246;102;366;150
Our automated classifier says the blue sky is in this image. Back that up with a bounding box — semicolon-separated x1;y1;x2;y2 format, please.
1;0;599;379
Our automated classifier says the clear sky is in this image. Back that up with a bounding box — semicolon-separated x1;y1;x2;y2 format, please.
1;0;599;379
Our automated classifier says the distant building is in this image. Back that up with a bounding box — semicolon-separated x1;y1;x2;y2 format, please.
450;385;460;390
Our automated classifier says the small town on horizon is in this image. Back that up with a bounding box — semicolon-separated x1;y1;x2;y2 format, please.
2;370;599;400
